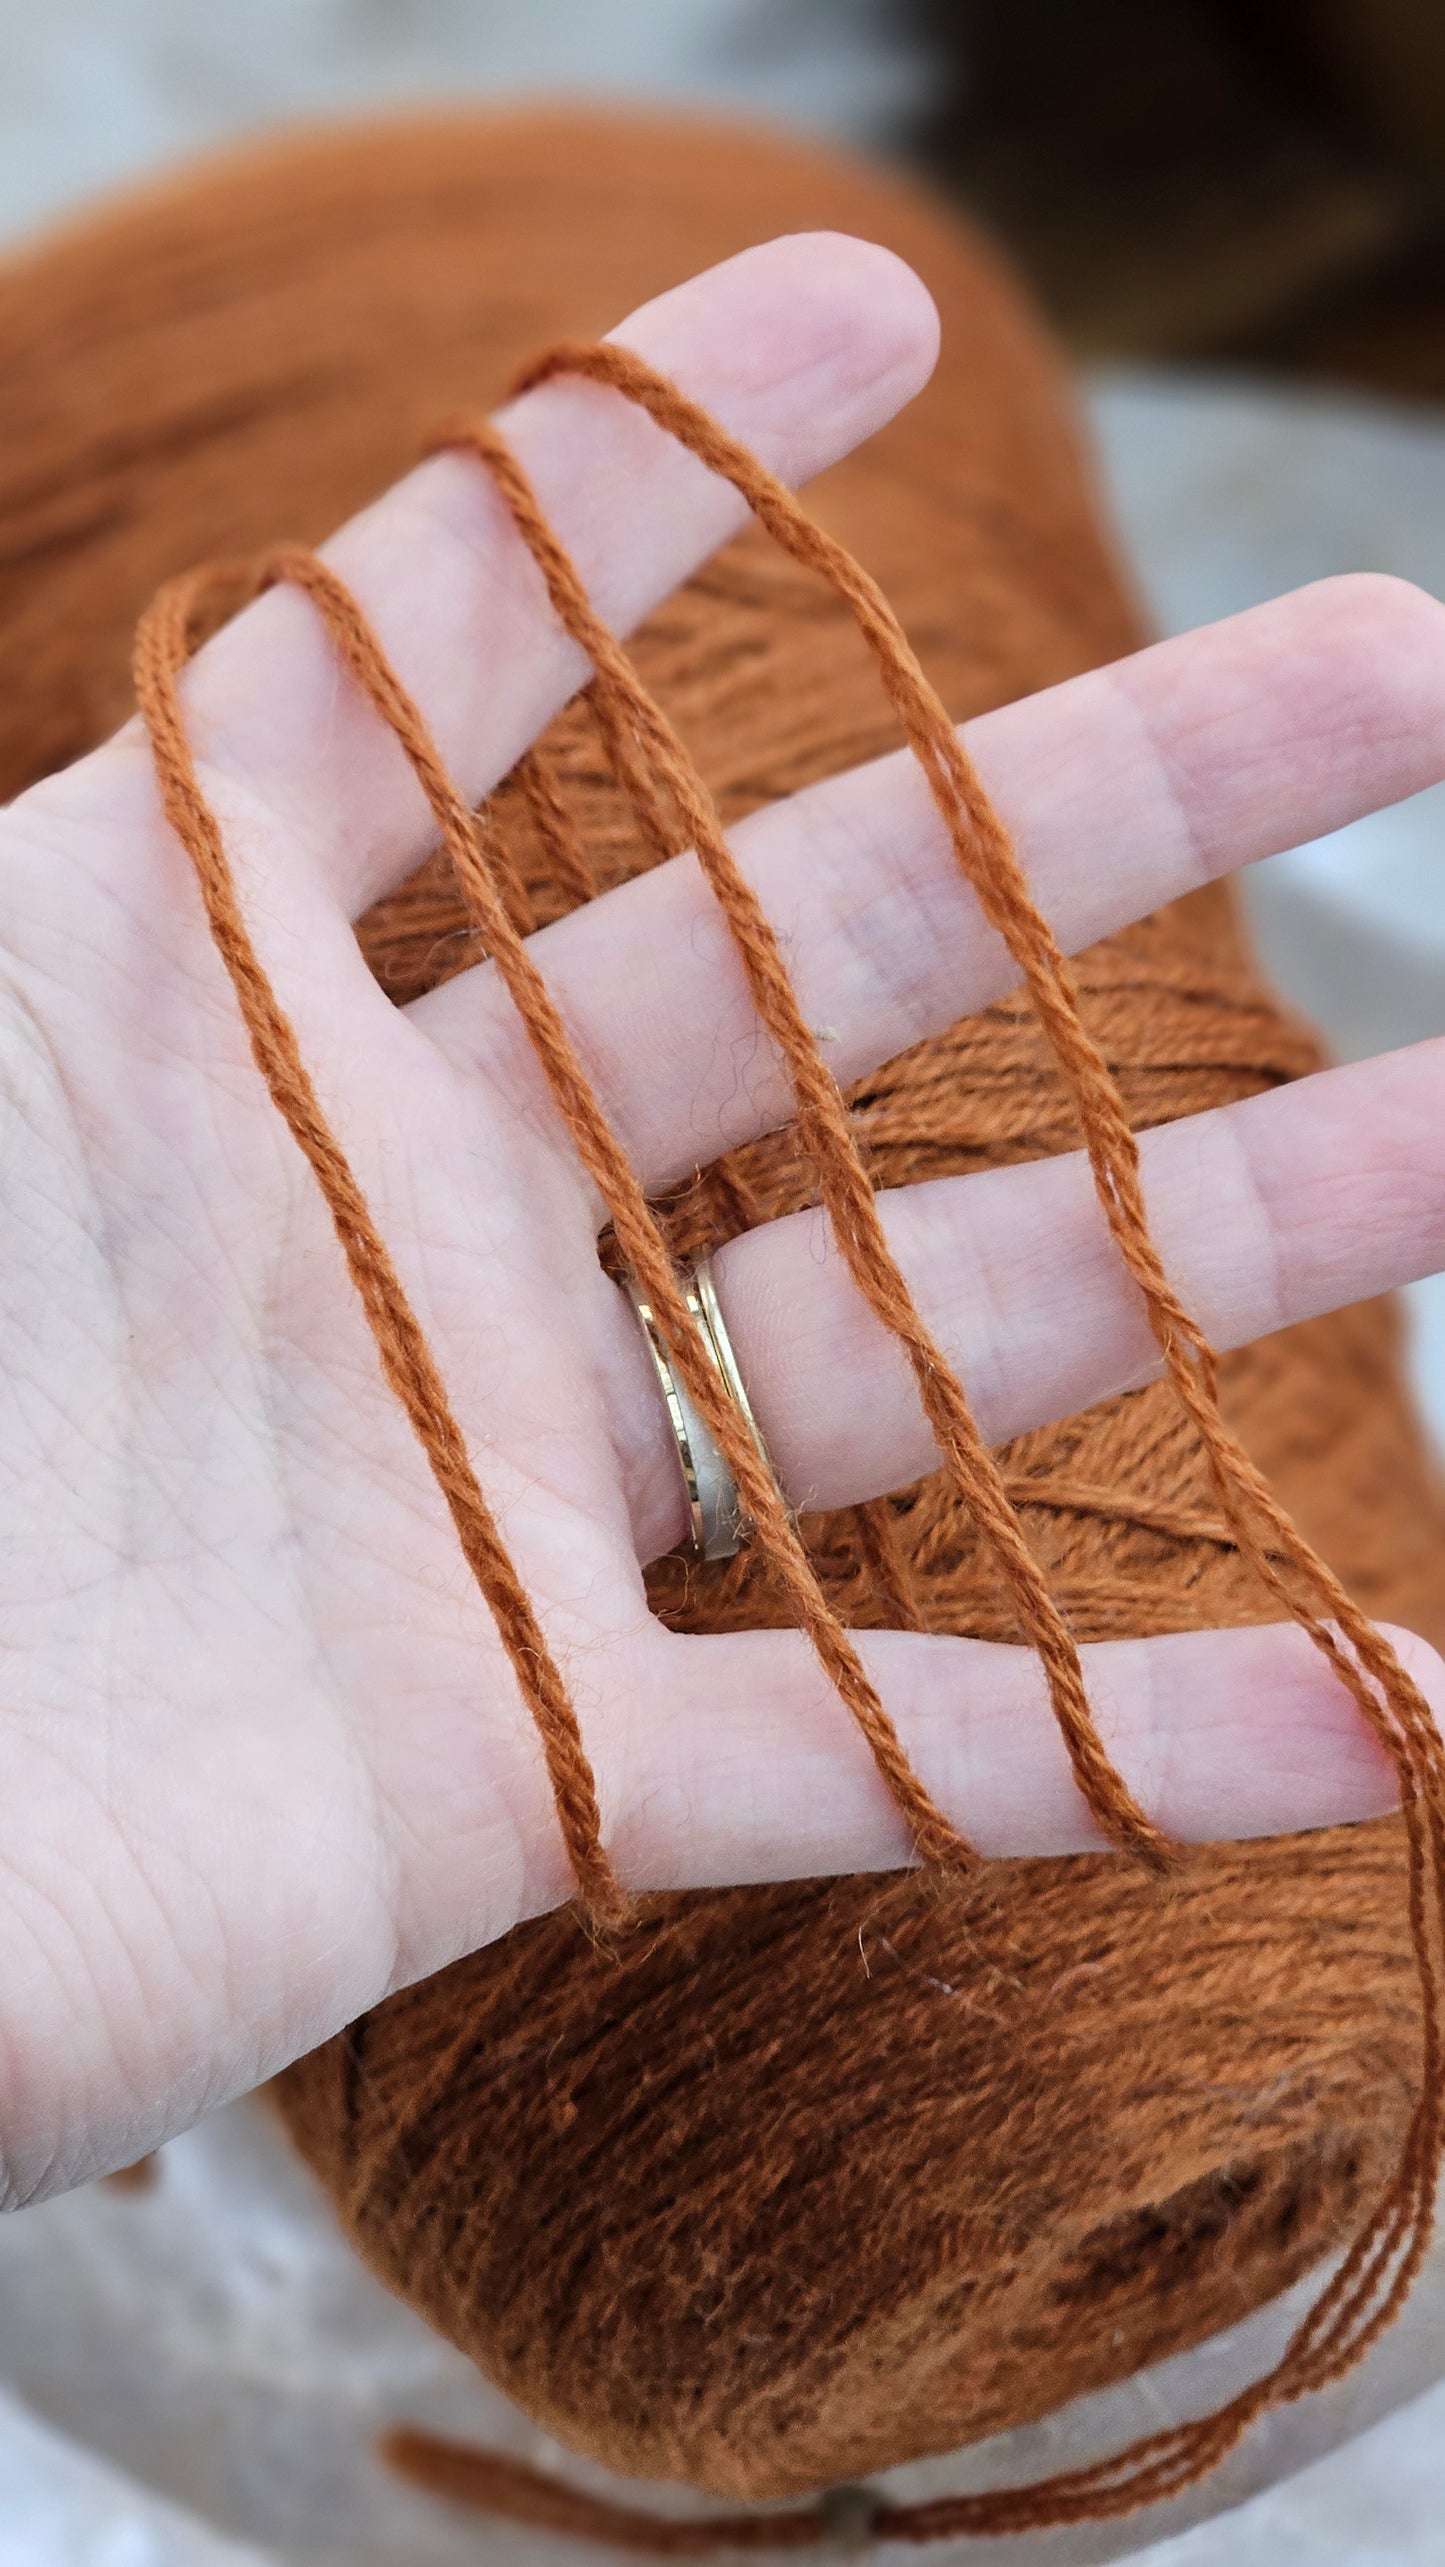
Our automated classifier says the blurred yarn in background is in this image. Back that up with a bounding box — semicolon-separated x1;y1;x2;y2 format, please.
0;0;933;241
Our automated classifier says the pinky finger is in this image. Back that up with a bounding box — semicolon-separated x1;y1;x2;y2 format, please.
606;1619;1445;1891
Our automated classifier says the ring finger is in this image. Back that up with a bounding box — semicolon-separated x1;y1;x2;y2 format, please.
606;1037;1445;1561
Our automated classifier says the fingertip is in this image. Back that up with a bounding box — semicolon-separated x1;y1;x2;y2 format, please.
1277;573;1445;773
762;229;943;410
1230;1620;1445;1837
1247;1623;1399;1825
1303;569;1445;660
1378;1621;1445;1725
615;230;941;483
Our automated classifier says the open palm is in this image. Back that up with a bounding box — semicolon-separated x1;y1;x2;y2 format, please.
1;232;1442;2204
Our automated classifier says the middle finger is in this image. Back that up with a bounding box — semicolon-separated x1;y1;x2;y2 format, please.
413;575;1445;1191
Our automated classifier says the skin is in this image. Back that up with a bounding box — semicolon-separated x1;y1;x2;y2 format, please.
0;232;1442;2206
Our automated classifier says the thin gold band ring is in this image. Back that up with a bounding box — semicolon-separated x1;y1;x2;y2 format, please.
624;1253;779;1561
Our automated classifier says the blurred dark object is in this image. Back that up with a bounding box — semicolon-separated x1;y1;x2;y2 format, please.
911;0;1445;394
1251;0;1445;173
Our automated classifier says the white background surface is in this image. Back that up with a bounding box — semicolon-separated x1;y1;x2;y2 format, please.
0;3;1442;2558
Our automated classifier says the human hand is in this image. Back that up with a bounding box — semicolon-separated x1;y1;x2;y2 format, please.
2;233;1442;2201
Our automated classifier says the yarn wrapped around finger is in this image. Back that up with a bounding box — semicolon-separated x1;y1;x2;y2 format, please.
2;107;1444;2546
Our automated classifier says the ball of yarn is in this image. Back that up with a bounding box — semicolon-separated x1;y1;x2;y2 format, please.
3;108;1442;2508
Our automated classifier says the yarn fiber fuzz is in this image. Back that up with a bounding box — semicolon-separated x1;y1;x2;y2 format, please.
2;108;1442;2513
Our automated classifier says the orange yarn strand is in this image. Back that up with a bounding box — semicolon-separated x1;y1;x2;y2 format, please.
442;407;1165;1862
133;564;623;1925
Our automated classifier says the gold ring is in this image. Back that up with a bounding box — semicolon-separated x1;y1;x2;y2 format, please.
624;1253;779;1561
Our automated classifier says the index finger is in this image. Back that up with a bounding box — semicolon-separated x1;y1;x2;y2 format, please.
40;233;940;928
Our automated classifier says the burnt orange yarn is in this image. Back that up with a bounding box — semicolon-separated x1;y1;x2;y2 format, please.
3;106;1445;2548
